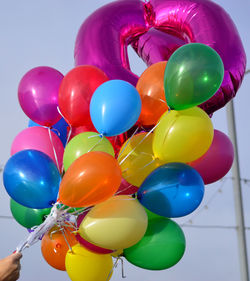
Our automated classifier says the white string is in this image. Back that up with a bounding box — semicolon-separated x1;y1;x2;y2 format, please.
47;128;60;172
118;126;140;157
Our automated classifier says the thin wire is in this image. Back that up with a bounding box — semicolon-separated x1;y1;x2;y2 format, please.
118;126;140;157
48;127;60;172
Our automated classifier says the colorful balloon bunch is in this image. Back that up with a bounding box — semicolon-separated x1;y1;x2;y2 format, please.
2;0;243;280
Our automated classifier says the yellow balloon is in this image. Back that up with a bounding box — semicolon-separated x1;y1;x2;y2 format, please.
118;133;163;187
65;244;113;281
153;107;214;163
79;195;148;250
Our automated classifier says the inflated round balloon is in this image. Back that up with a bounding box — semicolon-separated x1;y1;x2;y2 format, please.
10;199;51;229
58;65;109;127
59;151;122;207
3;150;61;209
116;178;138;196
11;126;64;170
136;61;168;125
75;0;246;115
76;213;113;255
90;80;141;137
65;244;113;281
137;162;204;217
189;129;234;184
29;118;69;147
124;216;185;270
41;226;78;271
63;132;114;171
18;66;63;127
153;107;214;163
164;43;224;110
78;195;148;250
118;133;163;187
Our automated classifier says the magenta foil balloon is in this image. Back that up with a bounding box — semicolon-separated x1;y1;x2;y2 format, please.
74;0;246;115
189;130;234;185
18;66;64;127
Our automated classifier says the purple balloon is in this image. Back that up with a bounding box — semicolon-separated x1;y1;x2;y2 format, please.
189;130;234;185
18;66;64;127
74;0;246;115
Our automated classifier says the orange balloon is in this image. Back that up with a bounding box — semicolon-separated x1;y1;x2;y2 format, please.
59;151;122;207
136;61;168;126
41;226;78;271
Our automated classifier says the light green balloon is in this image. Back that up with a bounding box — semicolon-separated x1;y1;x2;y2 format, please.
63;132;115;171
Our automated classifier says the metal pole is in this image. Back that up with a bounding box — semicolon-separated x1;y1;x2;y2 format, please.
226;100;249;281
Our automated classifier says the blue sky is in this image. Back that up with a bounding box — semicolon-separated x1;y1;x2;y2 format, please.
0;0;250;280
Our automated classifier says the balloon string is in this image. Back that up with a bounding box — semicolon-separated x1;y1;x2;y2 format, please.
115;184;134;195
87;135;104;152
106;258;120;281
57;105;73;148
119;121;161;166
118;257;126;278
48;127;60;172
69;207;92;216
61;228;73;253
118;126;140;157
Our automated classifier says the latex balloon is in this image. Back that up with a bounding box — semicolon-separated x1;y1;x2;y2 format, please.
118;132;163;187
189;129;234;184
63;132;114;171
153;107;214;163
10;199;51;229
90;80;141;136
136;61;168;125
59;151;122;207
137;162;204;218
41;226;78;271
115;178;138;196
29;118;69;147
164;43;224;110
65;244;113;281
3;150;61;209
75;213;113;255
124;217;185;270
18;66;63;127
11;126;64;170
78;195;148;250
58;65;109;127
75;0;246;115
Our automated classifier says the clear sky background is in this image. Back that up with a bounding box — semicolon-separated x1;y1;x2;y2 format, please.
0;0;250;280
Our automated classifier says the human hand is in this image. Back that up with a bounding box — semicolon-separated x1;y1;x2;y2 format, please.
0;252;22;281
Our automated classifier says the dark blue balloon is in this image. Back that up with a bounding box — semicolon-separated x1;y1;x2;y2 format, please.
137;163;204;218
28;118;68;147
3;149;61;209
90;80;141;136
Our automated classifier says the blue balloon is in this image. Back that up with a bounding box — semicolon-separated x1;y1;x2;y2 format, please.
3;149;61;209
28;118;68;147
90;80;141;136
137;163;204;218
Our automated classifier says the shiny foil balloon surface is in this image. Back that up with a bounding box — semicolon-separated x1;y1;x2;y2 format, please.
75;0;246;115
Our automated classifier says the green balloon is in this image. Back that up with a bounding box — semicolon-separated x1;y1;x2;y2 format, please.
164;43;224;110
124;217;185;270
10;199;51;229
63;132;115;171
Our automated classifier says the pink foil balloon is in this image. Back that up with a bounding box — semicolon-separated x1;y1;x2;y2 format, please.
18;66;64;127
75;0;246;115
11;127;64;170
189;130;234;185
75;212;113;254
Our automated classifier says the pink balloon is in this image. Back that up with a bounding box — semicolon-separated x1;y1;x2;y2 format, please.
75;212;113;254
75;0;246;115
116;178;138;195
11;127;64;170
189;130;234;185
18;66;64;127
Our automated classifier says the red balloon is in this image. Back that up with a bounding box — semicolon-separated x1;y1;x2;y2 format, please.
75;212;113;254
116;178;138;195
189;130;234;184
58;65;109;127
